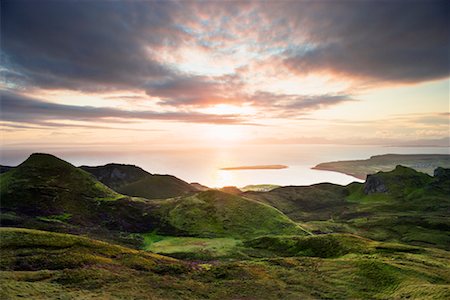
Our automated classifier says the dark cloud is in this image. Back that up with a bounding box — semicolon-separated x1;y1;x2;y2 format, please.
280;0;450;83
250;92;354;112
1;0;182;91
1;0;448;106
145;75;244;106
0;91;252;125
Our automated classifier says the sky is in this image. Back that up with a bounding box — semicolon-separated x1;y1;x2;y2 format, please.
1;0;449;151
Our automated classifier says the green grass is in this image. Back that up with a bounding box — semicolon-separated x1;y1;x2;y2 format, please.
245;167;450;250
152;190;309;238
143;235;242;259
244;234;374;258
1;227;450;299
37;213;72;223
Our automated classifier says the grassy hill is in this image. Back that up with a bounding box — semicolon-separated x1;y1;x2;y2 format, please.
0;154;185;238
148;190;309;238
0;153;121;219
244;183;351;221
1;227;449;299
1;153;450;299
81;163;198;199
0;153;306;243
246;166;450;250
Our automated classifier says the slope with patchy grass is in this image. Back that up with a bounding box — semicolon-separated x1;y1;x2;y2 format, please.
1;227;449;300
247;167;450;250
150;190;309;238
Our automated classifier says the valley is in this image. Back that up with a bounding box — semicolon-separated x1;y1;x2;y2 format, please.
1;153;449;299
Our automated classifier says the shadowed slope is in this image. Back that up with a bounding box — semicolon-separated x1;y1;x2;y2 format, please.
81;163;198;199
0;154;121;219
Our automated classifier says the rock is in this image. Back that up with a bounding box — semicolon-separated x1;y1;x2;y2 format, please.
434;167;450;181
364;174;388;194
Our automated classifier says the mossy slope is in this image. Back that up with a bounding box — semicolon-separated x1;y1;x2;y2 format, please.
151;190;309;238
0;154;121;220
247;166;450;249
1;227;449;300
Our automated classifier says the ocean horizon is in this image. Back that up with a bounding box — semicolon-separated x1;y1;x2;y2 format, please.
2;144;448;188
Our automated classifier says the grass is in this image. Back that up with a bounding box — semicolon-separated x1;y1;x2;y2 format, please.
37;213;72;223
2;227;450;299
244;234;375;258
1;154;449;298
152;190;309;238
246;167;450;250
143;235;242;259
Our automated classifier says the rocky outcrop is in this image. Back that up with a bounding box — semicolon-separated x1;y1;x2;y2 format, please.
434;167;450;181
363;174;388;194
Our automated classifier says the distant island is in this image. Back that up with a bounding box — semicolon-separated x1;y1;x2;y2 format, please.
313;154;450;179
220;164;288;170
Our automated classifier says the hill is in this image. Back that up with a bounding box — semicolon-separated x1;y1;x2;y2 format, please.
246;166;450;250
0;153;121;218
0;154;184;238
244;183;351;221
81;163;198;199
2;227;449;299
313;153;450;179
0;153;305;242
148;190;308;238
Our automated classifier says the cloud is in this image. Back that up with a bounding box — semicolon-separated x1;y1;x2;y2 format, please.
1;0;448;115
250;92;354;110
145;74;246;106
279;0;449;83
1;0;182;91
0;91;253;126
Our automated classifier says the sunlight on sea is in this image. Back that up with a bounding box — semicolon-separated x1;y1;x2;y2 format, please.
1;144;448;188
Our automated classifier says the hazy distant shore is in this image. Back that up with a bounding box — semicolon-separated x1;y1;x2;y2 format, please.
220;164;288;170
313;154;450;179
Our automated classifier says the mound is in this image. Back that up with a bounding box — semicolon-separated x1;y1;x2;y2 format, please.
244;234;374;258
0;154;181;234
81;163;197;199
151;190;309;238
0;153;121;219
244;183;352;221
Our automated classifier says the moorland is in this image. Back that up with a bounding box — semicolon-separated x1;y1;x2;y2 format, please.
1;153;449;299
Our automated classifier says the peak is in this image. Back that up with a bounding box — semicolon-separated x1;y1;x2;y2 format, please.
364;165;432;196
21;153;73;169
28;153;61;160
393;165;416;172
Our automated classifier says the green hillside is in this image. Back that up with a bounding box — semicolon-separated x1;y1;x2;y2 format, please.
244;183;351;221
81;163;197;199
0;154;306;242
0;154;182;237
0;153;121;218
149;190;309;238
247;166;450;250
1;227;449;299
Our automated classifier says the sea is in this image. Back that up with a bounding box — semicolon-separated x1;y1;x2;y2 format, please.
1;144;448;188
